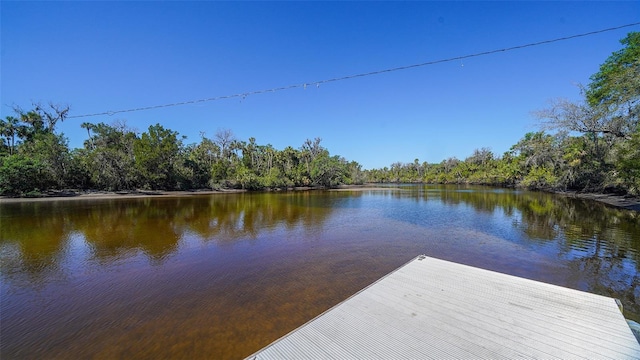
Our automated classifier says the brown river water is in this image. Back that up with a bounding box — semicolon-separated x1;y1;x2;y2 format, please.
1;185;639;359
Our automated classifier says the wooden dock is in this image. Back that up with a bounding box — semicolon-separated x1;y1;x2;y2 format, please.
248;255;640;359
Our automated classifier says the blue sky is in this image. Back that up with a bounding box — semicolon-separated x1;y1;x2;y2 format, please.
2;1;639;169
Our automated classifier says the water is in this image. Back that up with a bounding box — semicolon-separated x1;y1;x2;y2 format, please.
1;185;639;358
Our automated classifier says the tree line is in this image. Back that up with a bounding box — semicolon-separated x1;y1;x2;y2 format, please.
0;111;365;195
1;32;638;196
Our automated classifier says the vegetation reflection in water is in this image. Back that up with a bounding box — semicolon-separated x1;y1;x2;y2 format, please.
1;186;638;359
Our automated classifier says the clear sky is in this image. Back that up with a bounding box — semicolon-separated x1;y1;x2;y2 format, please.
2;1;639;169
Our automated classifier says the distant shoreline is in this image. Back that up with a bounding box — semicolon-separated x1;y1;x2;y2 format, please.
0;185;399;203
0;189;245;203
1;185;638;212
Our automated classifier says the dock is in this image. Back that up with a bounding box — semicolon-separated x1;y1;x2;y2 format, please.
248;255;640;359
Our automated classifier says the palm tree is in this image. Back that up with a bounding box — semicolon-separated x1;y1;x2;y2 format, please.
0;118;7;153
20;111;44;139
2;116;21;155
81;122;94;149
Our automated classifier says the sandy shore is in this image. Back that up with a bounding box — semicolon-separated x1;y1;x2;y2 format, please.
0;186;404;203
0;189;245;203
1;186;638;211
556;191;640;212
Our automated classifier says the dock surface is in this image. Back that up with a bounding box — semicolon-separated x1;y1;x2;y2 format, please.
248;255;640;359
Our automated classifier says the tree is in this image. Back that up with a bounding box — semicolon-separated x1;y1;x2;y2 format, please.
18;132;72;189
0;154;46;195
615;127;640;194
13;103;70;137
235;162;259;190
586;31;640;141
183;134;220;188
530;33;640;193
508;132;561;189
34;103;69;132
510;132;558;169
310;150;346;187
300;137;323;176
346;161;364;185
538;33;639;141
466;148;494;167
586;32;640;110
17;110;45;140
390;162;404;183
83;122;137;190
276;146;301;186
81;122;95;150
0;119;6;155
0;105;72;194
214;128;235;162
0;116;25;155
134;124;182;190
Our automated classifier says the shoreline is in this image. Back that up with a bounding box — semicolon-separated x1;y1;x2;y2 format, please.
0;186;399;203
0;189;246;203
1;186;638;211
555;191;640;212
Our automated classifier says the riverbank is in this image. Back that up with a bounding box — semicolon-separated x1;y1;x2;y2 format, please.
0;189;246;203
0;186;397;203
1;186;638;212
556;191;640;212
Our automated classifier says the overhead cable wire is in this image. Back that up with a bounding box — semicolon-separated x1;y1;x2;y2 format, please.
68;22;640;119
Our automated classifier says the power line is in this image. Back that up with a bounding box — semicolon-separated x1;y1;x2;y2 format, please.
68;22;640;119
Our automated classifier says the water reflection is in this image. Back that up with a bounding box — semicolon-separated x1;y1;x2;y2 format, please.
386;185;638;259
0;201;72;282
379;185;640;319
1;193;336;277
1;187;639;358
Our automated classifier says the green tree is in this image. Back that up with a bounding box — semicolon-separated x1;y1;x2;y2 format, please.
13;103;70;140
508;132;561;189
310;150;346;187
17;110;45;141
300;137;323;177
532;33;640;193
235;162;259;190
18;132;72;189
276;146;301;187
81;122;95;150
615;128;640;194
183;134;220;189
346;161;365;185
585;31;639;141
207;129;239;188
0;154;46;195
587;32;640;112
83;122;137;190
134;124;182;190
0;116;25;155
0;105;71;194
495;151;521;186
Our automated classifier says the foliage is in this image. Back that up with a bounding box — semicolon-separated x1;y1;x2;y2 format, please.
83;122;138;191
615;128;640;194
520;166;558;190
133;124;183;190
0;154;46;195
587;32;640;109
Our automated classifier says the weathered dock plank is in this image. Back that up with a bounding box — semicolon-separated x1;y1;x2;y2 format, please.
248;255;640;359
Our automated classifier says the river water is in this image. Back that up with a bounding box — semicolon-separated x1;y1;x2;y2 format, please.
1;185;638;358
